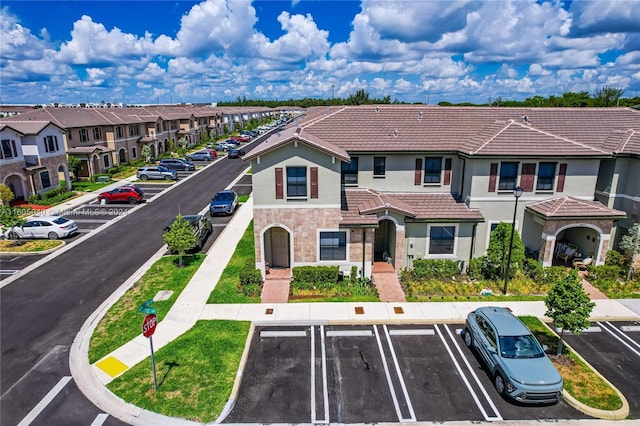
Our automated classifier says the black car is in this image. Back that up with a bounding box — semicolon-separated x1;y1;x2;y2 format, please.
163;214;213;251
228;148;245;159
159;158;196;171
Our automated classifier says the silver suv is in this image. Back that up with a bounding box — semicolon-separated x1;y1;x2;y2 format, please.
136;166;177;181
463;306;563;404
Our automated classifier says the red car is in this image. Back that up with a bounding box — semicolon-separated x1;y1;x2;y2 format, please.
98;185;144;204
230;134;250;143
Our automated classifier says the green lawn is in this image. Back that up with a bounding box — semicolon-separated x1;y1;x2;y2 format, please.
89;254;205;363
107;320;250;423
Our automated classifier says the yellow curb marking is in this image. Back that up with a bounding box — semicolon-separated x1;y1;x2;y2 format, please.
96;356;129;377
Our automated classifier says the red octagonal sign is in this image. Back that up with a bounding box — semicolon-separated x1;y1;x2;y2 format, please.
142;313;157;338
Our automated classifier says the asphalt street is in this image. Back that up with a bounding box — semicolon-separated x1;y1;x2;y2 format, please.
0;153;253;426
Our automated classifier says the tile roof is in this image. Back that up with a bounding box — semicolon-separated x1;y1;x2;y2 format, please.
526;196;626;219
297;105;640;157
67;145;114;154
340;189;484;226
0;120;57;135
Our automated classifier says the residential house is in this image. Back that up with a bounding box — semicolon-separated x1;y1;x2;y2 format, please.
245;105;639;278
0;120;69;201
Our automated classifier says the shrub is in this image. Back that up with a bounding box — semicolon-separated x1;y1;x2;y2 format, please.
240;284;261;297
291;266;339;284
239;266;262;287
350;266;358;282
107;166;120;175
41;186;66;199
411;259;460;281
467;256;486;280
523;257;543;279
588;265;621;282
605;250;627;275
28;194;41;204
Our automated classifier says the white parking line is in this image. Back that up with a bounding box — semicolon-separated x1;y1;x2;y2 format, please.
90;413;109;426
326;330;372;337
382;325;416;422
17;376;72;426
435;324;502;422
0;269;19;275
388;329;434;336
621;325;640;332
599;321;640;357
260;330;306;338
310;325;329;424
373;325;406;422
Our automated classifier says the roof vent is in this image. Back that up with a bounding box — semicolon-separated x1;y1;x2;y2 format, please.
522;115;531;125
375;106;380;112
393;129;398;137
418;111;423;120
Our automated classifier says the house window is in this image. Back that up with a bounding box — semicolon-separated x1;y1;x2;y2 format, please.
40;170;51;188
79;129;89;142
129;124;140;136
424;157;442;183
319;231;347;261
373;157;386;177
44;135;59;152
115;126;123;138
132;147;137;159
103;155;110;168
428;225;455;255
537;162;556;191
1;139;17;159
341;157;358;185
286;166;307;197
498;162;518;190
156;123;161;133
93;128;102;139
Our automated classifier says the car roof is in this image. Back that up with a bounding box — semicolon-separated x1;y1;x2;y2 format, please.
28;215;65;221
165;214;201;228
474;306;530;336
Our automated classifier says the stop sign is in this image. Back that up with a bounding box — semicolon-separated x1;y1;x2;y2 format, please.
142;313;157;338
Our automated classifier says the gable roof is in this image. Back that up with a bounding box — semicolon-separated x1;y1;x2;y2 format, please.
526;196;626;219
0;120;63;135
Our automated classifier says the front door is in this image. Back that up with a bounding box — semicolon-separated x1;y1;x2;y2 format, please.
270;227;290;268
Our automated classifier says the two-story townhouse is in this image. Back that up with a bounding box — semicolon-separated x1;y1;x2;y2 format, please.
246;105;639;278
0;121;69;201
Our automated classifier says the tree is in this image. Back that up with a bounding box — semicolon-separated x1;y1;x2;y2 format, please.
141;145;152;163
486;222;525;281
0;185;26;236
67;155;81;181
163;215;196;267
545;270;595;355
594;85;625;107
619;223;640;280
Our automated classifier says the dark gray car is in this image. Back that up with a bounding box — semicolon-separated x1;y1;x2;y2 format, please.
159;158;196;171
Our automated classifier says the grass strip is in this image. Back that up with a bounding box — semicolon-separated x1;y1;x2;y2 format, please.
520;316;623;411
89;254;205;363
208;221;260;304
107;320;250;423
0;239;63;252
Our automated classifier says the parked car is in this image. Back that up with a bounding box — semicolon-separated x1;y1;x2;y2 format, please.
2;215;78;240
223;138;240;146
136;165;177;181
463;306;563;404
227;148;245;159
186;150;216;161
231;134;250;142
163;214;213;252
209;190;239;216
215;142;232;152
98;185;144;204
159;158;196;171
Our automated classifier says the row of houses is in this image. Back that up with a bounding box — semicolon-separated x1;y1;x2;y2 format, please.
0;105;297;201
244;105;640;276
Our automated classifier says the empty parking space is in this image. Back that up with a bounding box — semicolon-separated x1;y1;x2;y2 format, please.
225;323;585;424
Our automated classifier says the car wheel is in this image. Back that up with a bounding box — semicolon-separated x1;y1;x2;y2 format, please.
464;328;473;347
140;174;148;181
494;373;506;395
47;231;59;240
128;197;138;204
164;175;171;180
100;198;109;204
8;231;20;240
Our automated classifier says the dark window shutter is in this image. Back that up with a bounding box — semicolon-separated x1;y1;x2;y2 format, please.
12;140;17;157
44;138;49;152
275;167;283;199
488;163;498;192
310;167;318;199
414;158;422;185
520;163;536;192
556;163;567;192
55;136;59;151
444;158;452;185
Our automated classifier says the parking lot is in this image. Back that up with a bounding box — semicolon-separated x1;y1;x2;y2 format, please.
224;323;587;424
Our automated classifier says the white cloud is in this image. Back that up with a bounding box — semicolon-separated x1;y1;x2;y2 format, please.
258;12;329;62
0;7;51;60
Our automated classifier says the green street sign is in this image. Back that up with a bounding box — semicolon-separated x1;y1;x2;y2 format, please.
138;299;157;315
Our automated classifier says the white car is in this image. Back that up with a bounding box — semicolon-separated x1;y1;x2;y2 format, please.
3;215;78;240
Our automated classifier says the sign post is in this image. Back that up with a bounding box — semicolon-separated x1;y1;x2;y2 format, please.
139;300;158;391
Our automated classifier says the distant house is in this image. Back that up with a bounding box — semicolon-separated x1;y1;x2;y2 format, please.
0;120;69;201
245;105;639;278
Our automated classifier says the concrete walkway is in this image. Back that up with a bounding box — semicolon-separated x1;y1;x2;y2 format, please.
372;261;407;302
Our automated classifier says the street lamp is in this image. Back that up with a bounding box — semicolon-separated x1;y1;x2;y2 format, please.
503;186;524;295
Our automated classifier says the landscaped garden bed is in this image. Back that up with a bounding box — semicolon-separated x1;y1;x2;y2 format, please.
289;266;379;302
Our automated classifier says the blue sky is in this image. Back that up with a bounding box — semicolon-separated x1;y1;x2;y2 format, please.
1;0;639;105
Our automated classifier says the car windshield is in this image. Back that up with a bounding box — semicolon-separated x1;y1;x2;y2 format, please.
52;217;70;224
214;192;233;202
499;335;544;359
158;166;171;172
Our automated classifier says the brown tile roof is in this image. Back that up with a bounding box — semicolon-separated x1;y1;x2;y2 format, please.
0;120;58;135
243;126;349;162
299;105;640;157
67;145;114;154
526;196;626;219
340;189;484;226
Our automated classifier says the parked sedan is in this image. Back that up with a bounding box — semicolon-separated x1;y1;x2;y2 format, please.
186;150;216;161
209;190;239;216
98;185;144;204
163;214;213;252
227;148;245;159
3;215;78;240
136;165;177;181
159;158;196;171
463;306;563;404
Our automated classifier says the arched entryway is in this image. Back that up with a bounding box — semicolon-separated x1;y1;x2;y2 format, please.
552;224;604;266
92;154;101;175
3;174;26;201
374;218;397;265
263;226;291;269
118;148;127;164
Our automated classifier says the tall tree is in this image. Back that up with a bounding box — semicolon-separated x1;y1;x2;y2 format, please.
594;86;625;107
619;223;640;280
163;215;196;267
486;222;525;281
545;270;595;355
